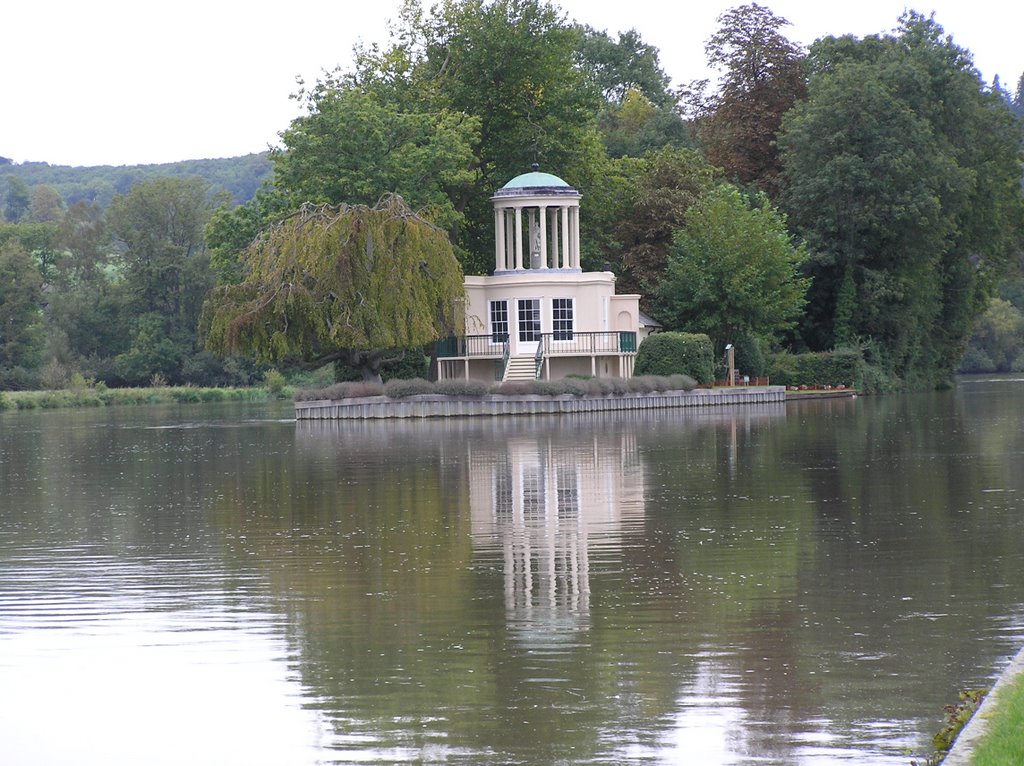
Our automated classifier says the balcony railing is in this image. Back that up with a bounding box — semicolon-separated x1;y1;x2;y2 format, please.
436;334;507;358
437;331;637;358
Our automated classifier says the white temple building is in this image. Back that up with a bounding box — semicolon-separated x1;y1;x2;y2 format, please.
436;167;654;382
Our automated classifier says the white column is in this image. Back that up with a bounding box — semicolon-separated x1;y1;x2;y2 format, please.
539;205;548;269
506;210;514;266
549;207;559;268
495;207;505;272
572;204;581;269
514;206;524;270
560;205;570;269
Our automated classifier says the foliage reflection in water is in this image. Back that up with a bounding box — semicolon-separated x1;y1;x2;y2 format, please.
1;386;1023;764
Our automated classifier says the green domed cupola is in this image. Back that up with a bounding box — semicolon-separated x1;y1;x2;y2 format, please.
491;165;581;273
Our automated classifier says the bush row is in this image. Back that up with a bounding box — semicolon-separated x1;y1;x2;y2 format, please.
296;374;698;402
767;348;863;389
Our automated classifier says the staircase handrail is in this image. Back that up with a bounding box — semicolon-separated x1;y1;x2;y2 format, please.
500;336;510;380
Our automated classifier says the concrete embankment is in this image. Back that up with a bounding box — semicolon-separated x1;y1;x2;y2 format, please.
295;386;786;420
942;645;1024;765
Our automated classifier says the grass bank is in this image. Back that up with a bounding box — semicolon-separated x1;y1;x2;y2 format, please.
0;385;294;412
969;674;1024;765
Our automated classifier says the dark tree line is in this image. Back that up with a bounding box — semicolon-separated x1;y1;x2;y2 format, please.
0;153;271;212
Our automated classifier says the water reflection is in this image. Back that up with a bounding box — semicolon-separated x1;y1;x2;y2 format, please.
467;428;646;644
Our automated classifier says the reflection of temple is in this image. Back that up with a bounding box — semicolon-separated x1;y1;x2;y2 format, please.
469;431;645;642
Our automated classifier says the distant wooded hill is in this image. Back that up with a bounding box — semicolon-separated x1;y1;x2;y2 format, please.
0;152;272;209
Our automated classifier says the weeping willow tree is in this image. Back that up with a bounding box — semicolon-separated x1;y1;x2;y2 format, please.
202;196;465;382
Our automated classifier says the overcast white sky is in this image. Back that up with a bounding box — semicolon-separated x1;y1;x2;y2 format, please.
2;0;1021;167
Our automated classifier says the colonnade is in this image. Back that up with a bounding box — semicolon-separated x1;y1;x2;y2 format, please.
493;202;581;272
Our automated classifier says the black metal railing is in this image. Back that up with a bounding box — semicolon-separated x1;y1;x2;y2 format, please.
437;331;637;359
541;331;637;355
435;334;507;358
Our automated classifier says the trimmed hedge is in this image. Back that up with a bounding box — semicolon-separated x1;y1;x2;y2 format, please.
768;348;862;389
634;332;714;384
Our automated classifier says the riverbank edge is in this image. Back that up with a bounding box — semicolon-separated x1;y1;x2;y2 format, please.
942;644;1024;764
0;386;291;411
785;388;857;400
294;385;787;419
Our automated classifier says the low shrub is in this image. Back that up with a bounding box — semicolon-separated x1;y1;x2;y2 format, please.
298;372;701;402
434;379;490;397
734;334;768;377
531;379;573;396
263;368;287;395
39;359;71;391
628;376;655;394
491;381;531;396
635;332;714;384
69;372;94;392
383;378;435;398
958;346;996;374
766;351;799;386
296;381;385;401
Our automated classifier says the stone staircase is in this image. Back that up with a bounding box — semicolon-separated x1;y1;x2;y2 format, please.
503;355;538;382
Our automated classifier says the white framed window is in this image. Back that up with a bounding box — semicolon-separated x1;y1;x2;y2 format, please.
552;298;574;341
517;299;541;342
489;300;509;343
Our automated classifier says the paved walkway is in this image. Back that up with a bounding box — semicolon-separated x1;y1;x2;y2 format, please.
942;644;1024;764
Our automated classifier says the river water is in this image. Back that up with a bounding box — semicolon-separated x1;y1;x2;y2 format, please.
1;378;1023;765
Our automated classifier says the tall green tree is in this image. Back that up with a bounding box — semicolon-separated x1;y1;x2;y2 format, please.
687;3;806;198
654;185;809;350
3;175;30;223
595;88;692;159
960;297;1024;372
55;201;109;285
107;177;221;384
272;86;479;227
25;185;66;224
0;240;43;377
779;12;1024;386
349;0;606;272
43;201;128;373
202;197;465;382
206;188;292;286
1012;72;1024;119
608;147;718;298
575;26;675;107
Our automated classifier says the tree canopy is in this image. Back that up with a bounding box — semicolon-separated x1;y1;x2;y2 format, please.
779;11;1024;385
0;240;43;375
202;197;465;381
654;185;809;350
272;86;479;229
687;3;806;197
